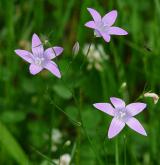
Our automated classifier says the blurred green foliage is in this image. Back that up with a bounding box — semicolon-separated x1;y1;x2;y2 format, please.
0;0;160;164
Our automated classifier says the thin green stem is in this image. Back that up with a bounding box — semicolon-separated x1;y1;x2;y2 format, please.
124;135;127;165
47;41;103;164
80;42;92;70
73;90;104;165
115;138;119;165
30;145;56;165
100;71;108;100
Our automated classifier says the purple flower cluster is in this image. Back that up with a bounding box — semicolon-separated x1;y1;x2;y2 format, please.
14;8;149;139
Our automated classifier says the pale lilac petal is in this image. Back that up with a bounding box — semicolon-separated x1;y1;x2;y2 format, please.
44;47;63;59
15;49;33;63
108;27;128;35
126;103;146;116
29;64;43;75
102;10;117;26
110;97;125;109
101;33;111;42
126;117;147;136
87;8;101;22
32;33;44;57
85;21;96;29
93;103;115;116
108;118;125;139
44;61;61;78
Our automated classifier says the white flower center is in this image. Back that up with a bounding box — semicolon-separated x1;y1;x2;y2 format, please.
115;109;128;121
34;57;45;66
95;21;109;33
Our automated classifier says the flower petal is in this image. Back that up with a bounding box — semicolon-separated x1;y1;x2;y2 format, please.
93;103;115;116
108;118;125;139
126;117;147;136
126;103;146;116
102;10;117;26
29;64;43;75
108;27;128;35
87;8;101;22
44;61;61;78
15;49;33;63
32;33;44;57
110;97;125;109
85;21;96;29
44;47;63;59
101;33;111;42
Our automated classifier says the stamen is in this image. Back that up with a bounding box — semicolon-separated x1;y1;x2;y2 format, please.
35;57;45;66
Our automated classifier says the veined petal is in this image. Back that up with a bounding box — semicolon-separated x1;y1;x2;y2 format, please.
126;117;147;136
44;47;63;59
110;97;125;109
29;64;43;75
108;27;128;35
108;118;125;139
87;8;101;22
32;33;44;57
15;49;33;63
44;61;61;78
93;103;115;116
85;21;96;29
101;33;111;42
102;10;117;26
126;103;146;116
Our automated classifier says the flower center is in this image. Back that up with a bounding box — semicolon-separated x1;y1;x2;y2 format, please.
34;57;45;66
114;108;128;122
95;21;109;33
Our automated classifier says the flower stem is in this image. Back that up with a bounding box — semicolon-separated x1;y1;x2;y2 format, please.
124;134;127;165
73;89;104;165
115;138;119;165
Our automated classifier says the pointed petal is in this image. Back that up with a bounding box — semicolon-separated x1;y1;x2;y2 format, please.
108;118;125;139
101;33;111;42
110;97;125;109
44;61;61;78
44;46;63;59
32;33;44;57
15;49;33;63
85;21;96;29
126;117;147;136
108;27;128;35
29;64;43;75
93;103;115;116
102;10;117;26
126;103;146;116
87;8;101;22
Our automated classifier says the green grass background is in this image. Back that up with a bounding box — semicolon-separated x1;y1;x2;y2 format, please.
0;0;160;164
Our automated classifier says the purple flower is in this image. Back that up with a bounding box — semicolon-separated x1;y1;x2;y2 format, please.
85;8;128;42
93;97;147;139
15;33;63;78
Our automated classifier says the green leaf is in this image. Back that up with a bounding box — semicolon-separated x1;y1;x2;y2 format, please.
0;121;30;165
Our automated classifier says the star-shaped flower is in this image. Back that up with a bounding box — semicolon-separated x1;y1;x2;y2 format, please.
15;33;63;78
93;97;147;139
85;8;128;42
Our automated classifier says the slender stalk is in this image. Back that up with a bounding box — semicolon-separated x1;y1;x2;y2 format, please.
124;135;127;165
30;145;56;165
47;41;103;164
80;42;92;70
115;138;119;165
72;90;104;165
100;71;108;100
